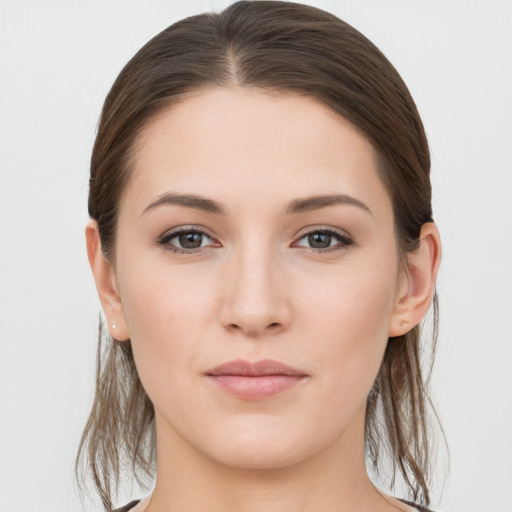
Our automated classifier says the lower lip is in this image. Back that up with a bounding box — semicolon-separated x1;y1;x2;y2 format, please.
207;375;305;400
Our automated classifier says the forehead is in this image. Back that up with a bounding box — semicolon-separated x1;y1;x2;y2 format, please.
124;87;391;218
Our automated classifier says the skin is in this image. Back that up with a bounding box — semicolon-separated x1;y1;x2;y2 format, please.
87;88;441;512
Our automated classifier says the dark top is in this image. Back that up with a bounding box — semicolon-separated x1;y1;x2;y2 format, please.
113;498;432;511
113;501;141;512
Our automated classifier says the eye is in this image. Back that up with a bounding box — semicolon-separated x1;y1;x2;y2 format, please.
293;229;353;252
157;228;219;253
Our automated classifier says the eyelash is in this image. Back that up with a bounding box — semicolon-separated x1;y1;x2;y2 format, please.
156;227;354;255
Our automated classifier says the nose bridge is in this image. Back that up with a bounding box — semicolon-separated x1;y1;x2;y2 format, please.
220;234;289;335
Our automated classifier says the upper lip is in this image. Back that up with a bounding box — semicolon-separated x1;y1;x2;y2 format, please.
206;359;307;377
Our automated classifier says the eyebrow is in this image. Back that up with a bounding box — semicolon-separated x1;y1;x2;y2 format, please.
142;192;372;216
284;194;372;216
142;192;227;216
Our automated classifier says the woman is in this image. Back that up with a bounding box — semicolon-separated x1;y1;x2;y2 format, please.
77;2;442;511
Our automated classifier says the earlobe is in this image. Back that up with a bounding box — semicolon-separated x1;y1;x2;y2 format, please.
388;222;442;337
85;220;130;341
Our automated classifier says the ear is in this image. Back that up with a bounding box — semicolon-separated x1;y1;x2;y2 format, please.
388;222;442;337
85;220;130;341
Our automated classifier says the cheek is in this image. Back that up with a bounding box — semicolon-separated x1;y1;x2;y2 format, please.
298;256;398;397
119;240;218;328
116;256;219;394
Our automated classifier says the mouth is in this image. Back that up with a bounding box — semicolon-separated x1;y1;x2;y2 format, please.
205;359;308;400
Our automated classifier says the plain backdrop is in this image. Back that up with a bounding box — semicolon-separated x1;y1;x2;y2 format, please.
0;1;511;511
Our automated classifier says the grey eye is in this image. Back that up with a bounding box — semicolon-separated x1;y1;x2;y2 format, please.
178;232;204;249
307;232;333;249
294;229;353;251
158;229;216;252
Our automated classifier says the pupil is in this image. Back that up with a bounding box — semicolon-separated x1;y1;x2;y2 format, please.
309;233;331;248
179;232;202;248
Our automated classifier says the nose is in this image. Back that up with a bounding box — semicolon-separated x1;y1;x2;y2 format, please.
219;243;292;337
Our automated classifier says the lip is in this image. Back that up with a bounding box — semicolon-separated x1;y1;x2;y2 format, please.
205;359;307;400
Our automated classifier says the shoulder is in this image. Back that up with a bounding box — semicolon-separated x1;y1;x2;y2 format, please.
115;498;433;512
112;500;141;512
398;498;434;512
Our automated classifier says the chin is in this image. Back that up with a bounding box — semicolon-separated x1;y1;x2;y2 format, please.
213;440;313;471
194;417;342;471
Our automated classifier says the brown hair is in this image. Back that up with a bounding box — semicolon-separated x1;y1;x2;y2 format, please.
76;2;443;510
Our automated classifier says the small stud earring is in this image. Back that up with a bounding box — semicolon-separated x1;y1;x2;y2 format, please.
111;322;117;329
400;320;408;328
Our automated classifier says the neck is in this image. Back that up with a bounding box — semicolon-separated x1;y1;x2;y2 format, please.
148;408;395;512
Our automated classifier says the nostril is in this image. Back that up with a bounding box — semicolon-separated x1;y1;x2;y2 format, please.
227;322;281;334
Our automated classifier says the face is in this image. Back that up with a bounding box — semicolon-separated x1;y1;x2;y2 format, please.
111;88;407;469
